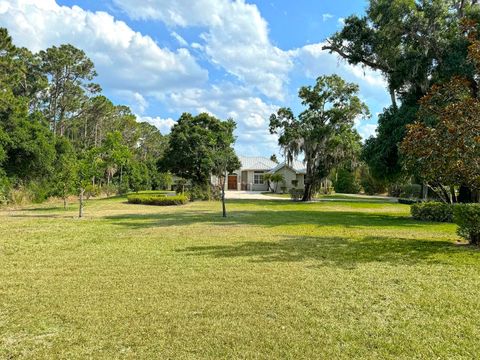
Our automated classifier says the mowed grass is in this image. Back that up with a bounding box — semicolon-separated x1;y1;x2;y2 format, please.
1;197;479;359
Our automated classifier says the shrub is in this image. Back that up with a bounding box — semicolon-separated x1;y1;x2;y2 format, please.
127;193;188;206
454;204;480;245
388;184;403;197
398;198;420;205
85;185;101;200
411;202;454;222
9;185;33;205
333;168;361;194
289;188;304;201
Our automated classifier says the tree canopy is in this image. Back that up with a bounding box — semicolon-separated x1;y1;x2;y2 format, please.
269;75;367;201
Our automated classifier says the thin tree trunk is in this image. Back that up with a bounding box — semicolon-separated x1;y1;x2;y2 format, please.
79;188;85;218
422;182;428;201
221;176;227;218
63;195;67;210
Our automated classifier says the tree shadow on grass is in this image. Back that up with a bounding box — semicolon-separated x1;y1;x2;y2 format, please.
104;208;427;230
177;235;477;268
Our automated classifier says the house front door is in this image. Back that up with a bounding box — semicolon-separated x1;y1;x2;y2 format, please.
227;175;237;190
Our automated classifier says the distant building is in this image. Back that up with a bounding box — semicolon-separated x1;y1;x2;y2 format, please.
218;156;306;193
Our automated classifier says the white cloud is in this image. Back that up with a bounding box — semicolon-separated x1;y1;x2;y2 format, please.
291;42;390;108
322;13;333;22
338;17;345;26
357;123;377;140
170;31;188;47
163;82;281;155
0;0;208;98
138;116;176;134
113;0;292;100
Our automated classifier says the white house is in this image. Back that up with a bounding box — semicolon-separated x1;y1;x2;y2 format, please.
223;156;306;193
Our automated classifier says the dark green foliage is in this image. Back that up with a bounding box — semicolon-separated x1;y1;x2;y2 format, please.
161;113;239;187
328;2;480;186
411;202;454;223
359;166;386;195
398;198;420;205
454;204;480;244
127;193;188;206
0;28;167;208
333;168;361;194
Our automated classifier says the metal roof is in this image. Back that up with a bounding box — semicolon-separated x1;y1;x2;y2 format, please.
269;160;306;174
238;156;278;171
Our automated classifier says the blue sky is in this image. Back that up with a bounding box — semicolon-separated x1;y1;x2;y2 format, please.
0;0;390;157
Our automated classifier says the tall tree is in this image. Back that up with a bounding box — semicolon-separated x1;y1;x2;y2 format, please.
161;113;240;213
269;75;368;201
39;44;100;136
325;0;480;183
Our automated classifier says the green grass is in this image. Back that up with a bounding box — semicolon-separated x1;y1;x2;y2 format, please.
1;197;479;359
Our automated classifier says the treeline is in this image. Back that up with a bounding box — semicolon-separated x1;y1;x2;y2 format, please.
0;28;170;208
324;0;480;203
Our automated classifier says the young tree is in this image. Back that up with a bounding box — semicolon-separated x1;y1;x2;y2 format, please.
212;148;241;218
269;75;368;201
53;138;78;209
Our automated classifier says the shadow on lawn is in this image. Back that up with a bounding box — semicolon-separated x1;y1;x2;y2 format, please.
178;236;476;268
104;207;424;230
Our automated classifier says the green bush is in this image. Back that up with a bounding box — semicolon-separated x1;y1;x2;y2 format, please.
289;188;304;201
411;202;454;222
85;185;101;200
127;193;188;206
398;198;420;205
333;168;361;194
454;204;480;245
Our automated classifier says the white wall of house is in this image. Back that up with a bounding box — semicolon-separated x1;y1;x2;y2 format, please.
271;166;305;193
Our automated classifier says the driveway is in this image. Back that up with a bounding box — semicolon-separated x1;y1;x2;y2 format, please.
225;191;287;200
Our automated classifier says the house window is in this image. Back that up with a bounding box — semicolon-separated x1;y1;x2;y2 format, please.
254;172;264;184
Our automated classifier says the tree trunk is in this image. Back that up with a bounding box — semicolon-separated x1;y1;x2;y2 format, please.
422;182;428;201
302;182;313;202
79;188;85;218
63;196;67;210
390;88;398;110
221;177;227;218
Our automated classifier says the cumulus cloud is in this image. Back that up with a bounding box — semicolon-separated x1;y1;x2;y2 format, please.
291;42;390;108
163;83;281;155
0;0;208;98
113;0;292;100
137;116;176;134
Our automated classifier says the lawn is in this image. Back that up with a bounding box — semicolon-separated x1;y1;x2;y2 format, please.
1;197;479;359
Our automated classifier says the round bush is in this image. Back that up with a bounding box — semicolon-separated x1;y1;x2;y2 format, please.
454;204;480;245
411;202;454;222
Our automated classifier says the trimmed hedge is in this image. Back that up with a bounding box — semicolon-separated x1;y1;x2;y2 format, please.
398;198;420;205
127;193;188;206
454;204;480;245
411;202;454;222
